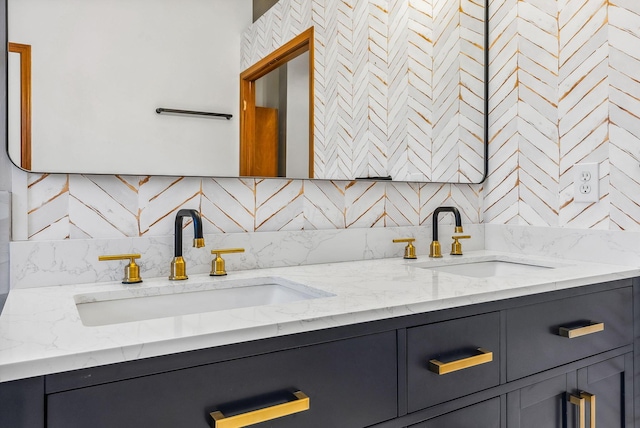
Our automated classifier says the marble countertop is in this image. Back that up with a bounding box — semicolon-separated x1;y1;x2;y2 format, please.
1;250;638;383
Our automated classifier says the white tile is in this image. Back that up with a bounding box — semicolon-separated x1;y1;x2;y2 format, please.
139;176;202;237
303;180;346;230
69;175;139;238
345;180;386;228
386;182;420;227
201;178;255;233
255;179;304;232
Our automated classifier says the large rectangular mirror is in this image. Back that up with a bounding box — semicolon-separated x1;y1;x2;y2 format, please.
6;0;487;183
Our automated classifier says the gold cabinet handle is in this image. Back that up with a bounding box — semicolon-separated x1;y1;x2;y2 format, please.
393;238;417;259
428;348;493;375
558;322;604;338
569;391;595;428
98;254;142;284
584;392;596;428
210;391;309;428
569;394;585;428
210;248;245;276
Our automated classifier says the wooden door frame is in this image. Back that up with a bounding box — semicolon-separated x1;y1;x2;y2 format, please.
8;42;32;170
240;27;314;177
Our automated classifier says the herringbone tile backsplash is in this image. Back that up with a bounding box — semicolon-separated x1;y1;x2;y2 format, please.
484;0;640;230
16;0;640;241
22;176;480;240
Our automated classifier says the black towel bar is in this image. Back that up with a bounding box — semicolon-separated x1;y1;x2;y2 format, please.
156;108;232;120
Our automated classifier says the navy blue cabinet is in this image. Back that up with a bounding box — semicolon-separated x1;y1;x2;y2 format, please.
506;354;633;428
1;279;637;428
409;398;501;428
407;312;501;412
48;332;397;428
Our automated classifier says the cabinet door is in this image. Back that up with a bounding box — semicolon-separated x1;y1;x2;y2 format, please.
507;355;633;428
408;397;500;428
0;377;44;428
507;374;575;428
574;354;633;428
47;332;397;428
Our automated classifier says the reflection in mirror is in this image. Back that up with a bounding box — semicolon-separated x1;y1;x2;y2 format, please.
240;28;313;179
8;0;252;176
7;42;31;170
241;0;489;183
7;0;487;183
252;52;310;178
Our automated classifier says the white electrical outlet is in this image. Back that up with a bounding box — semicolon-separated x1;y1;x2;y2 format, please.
574;163;599;203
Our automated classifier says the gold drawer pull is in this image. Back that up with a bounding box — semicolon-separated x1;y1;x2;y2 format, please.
210;391;309;428
428;348;493;375
569;391;596;428
558;322;604;339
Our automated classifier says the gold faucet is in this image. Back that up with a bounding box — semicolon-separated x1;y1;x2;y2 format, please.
210;248;245;276
450;235;471;255
98;254;143;284
429;206;467;258
169;209;205;280
393;238;417;259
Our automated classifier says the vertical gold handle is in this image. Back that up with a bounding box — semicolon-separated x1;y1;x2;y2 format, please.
583;392;595;428
569;394;585;428
569;392;596;428
210;391;309;428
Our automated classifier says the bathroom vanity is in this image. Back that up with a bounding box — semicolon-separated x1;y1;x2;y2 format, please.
0;252;638;427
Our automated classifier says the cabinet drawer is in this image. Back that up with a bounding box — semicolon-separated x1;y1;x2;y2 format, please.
407;312;500;412
408;397;501;428
506;287;633;381
47;332;397;428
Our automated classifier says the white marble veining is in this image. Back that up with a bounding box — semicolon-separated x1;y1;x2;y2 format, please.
10;225;484;289
0;250;637;383
485;224;640;267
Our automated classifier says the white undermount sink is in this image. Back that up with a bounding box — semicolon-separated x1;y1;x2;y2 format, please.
75;277;333;327
413;259;557;278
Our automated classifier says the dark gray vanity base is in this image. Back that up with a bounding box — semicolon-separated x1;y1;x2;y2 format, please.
2;278;638;428
0;376;44;428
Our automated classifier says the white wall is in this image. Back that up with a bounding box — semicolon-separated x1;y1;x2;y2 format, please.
8;0;252;176
0;191;9;297
1;0;11;301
